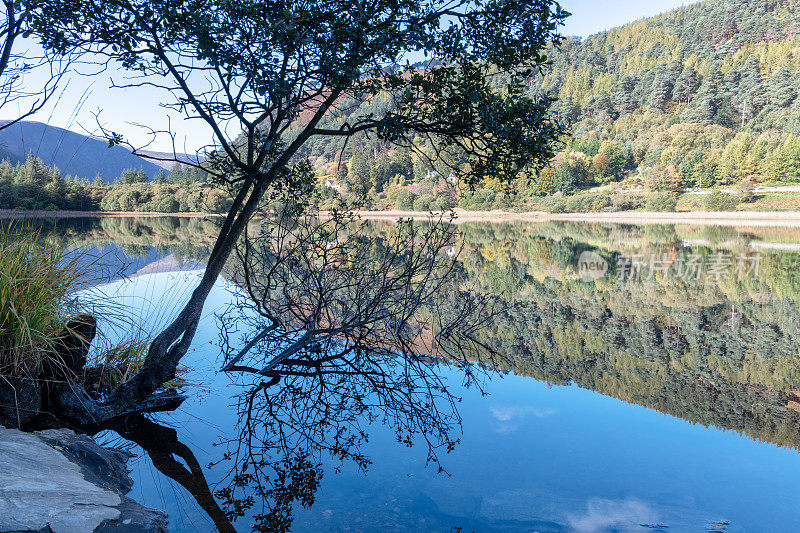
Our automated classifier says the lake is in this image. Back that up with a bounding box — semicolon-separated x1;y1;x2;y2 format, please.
13;216;800;532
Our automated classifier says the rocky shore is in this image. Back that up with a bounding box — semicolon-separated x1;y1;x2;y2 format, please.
0;426;167;533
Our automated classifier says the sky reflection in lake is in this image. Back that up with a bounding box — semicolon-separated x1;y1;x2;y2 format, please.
26;217;800;531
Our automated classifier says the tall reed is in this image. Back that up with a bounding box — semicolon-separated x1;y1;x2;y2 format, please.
0;227;93;377
0;226;187;399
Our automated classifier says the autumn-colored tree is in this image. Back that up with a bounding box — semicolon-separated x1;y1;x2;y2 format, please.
530;166;555;196
591;153;612;180
718;133;758;185
648;164;683;193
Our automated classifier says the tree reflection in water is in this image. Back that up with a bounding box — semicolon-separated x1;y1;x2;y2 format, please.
62;217;800;530
112;351;481;532
111;415;236;532
110;210;501;532
211;209;497;530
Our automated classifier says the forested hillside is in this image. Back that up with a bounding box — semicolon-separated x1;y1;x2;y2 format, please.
7;0;800;213
543;0;800;188
303;0;800;211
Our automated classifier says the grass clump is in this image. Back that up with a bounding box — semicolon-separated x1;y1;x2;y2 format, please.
0;228;91;378
0;227;179;394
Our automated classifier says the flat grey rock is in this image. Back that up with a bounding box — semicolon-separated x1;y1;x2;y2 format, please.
0;427;166;533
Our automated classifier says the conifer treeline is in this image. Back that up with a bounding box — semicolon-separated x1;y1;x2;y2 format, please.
299;0;800;208
7;0;800;212
539;0;800;192
0;152;229;212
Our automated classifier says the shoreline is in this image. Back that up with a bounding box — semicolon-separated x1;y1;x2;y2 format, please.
346;209;800;227
5;208;800;227
0;209;210;219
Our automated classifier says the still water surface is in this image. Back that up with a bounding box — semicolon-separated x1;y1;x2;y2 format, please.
18;217;800;532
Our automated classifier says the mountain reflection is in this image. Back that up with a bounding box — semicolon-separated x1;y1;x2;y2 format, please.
30;215;800;449
17;216;800;529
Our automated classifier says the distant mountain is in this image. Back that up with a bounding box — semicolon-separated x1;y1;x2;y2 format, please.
0;121;166;182
137;149;201;171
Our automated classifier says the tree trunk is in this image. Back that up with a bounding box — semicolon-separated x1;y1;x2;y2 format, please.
104;178;266;415
45;176;267;427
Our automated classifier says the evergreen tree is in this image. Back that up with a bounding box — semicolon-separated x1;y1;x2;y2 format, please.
119;167;148;184
613;74;639;114
648;64;674;112
622;140;636;171
389;148;414;182
732;55;766;126
557;95;581;123
584;91;618;121
673;64;700;105
768;67;798;110
348;150;372;194
636;69;657;110
682;63;723;124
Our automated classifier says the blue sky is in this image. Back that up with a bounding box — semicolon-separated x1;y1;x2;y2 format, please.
561;0;698;37
2;1;698;154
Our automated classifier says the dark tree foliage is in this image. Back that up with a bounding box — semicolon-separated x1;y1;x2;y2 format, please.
768;67;798;110
0;153;100;210
673;64;699;105
647;63;674;112
682;62;723;125
26;0;568;423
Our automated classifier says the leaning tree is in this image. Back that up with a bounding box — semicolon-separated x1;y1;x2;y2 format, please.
29;0;568;425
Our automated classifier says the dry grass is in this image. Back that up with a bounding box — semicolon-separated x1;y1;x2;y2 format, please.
83;335;150;394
